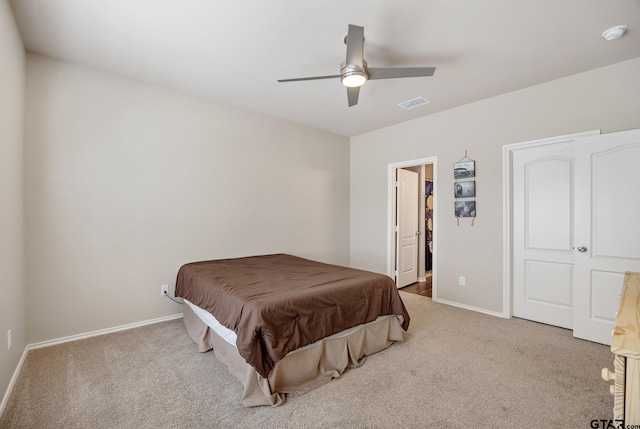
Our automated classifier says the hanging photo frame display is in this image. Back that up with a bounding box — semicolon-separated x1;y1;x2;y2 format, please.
454;152;476;225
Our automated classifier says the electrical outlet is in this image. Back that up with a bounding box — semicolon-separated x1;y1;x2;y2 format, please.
459;276;466;286
161;284;169;296
7;329;11;350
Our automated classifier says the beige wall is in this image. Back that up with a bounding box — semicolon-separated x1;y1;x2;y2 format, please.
24;55;350;343
0;0;26;411
350;57;640;315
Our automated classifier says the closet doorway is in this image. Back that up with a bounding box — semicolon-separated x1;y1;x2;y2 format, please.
505;128;640;345
387;157;437;298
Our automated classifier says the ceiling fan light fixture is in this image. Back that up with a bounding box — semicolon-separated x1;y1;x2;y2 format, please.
341;71;367;87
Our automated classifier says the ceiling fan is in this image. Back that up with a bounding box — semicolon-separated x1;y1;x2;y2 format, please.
278;24;436;107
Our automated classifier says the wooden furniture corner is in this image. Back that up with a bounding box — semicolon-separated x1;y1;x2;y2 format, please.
603;271;640;425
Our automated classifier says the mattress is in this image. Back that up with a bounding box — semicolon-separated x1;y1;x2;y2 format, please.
184;298;400;354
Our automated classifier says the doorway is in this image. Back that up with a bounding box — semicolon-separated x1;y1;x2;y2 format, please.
504;128;640;345
387;157;437;298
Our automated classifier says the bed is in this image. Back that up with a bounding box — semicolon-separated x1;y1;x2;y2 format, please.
174;253;410;407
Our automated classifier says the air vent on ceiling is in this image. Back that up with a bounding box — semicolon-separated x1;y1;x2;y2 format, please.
398;96;431;110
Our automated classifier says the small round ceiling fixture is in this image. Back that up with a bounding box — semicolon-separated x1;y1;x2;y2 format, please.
341;71;367;87
340;62;368;87
602;25;627;41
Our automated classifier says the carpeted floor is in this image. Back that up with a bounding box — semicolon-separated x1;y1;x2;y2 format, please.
0;292;614;429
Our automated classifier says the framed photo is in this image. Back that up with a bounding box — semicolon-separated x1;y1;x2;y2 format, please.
455;201;476;218
454;180;475;198
454;161;475;179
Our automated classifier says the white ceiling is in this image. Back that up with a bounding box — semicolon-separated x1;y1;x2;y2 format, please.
9;0;640;137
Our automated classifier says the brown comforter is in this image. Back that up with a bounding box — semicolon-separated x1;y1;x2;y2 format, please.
175;254;410;378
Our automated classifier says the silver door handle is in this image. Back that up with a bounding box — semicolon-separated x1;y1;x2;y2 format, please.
415;231;421;236
577;246;588;253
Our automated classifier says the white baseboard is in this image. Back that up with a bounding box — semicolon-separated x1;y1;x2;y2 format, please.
0;313;183;417
432;297;506;319
28;313;183;350
0;345;29;418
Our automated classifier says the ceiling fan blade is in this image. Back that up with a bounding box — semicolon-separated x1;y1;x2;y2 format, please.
347;86;360;107
278;74;341;83
367;67;436;80
345;24;364;68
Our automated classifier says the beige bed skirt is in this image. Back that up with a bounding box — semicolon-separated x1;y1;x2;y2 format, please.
182;303;406;407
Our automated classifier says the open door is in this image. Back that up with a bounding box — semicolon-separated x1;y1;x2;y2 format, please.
395;169;419;288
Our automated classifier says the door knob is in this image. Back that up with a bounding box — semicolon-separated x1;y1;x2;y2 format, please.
577;246;588;252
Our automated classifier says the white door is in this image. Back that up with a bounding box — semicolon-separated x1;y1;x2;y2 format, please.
512;142;575;329
512;129;640;345
573;129;640;344
396;169;419;288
